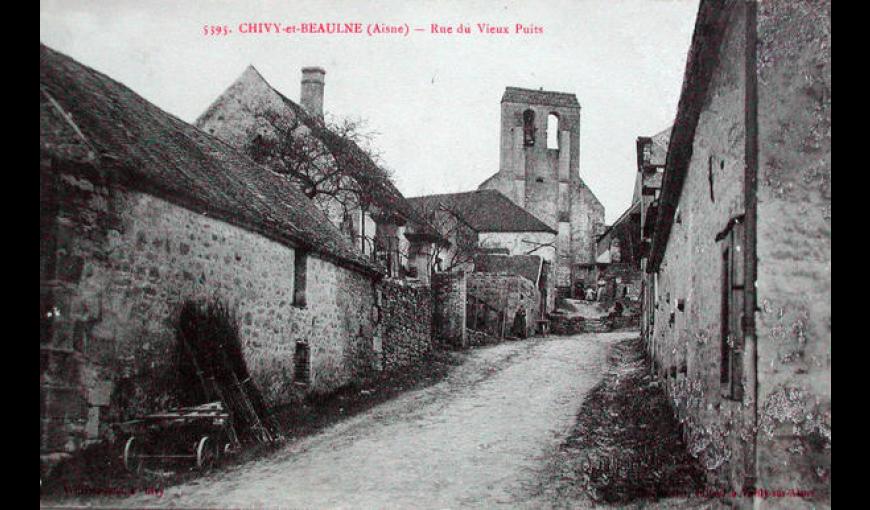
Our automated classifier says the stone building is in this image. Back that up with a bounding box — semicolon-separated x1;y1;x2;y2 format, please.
195;66;443;284
408;189;557;313
469;253;547;336
593;201;642;309
478;87;605;293
644;1;830;506
39;45;433;471
635;127;671;344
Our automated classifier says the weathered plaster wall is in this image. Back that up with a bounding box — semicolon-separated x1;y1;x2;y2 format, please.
477;231;556;263
467;273;539;339
755;0;831;502
378;279;433;371
649;3;831;503
650;1;749;488
40;166;378;467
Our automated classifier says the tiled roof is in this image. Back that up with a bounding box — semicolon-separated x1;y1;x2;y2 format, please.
195;66;441;240
39;43;380;276
407;189;557;234
501;87;580;108
472;253;543;285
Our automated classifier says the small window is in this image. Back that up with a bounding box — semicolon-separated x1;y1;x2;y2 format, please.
547;113;560;149
293;250;308;307
536;177;544;183
293;341;310;385
523;109;536;147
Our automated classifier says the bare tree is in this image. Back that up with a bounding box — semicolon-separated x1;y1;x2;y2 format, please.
520;238;557;256
411;201;479;274
247;112;395;222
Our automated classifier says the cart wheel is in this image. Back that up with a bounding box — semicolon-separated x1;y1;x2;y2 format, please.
123;436;143;474
195;436;216;469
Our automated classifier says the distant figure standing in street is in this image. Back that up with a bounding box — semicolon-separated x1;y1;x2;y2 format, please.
511;306;527;338
585;286;596;301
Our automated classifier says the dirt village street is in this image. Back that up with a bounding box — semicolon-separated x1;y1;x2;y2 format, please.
49;332;641;509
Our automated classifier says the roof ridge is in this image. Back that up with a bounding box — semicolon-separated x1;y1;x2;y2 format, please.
504;86;578;97
406;189;495;200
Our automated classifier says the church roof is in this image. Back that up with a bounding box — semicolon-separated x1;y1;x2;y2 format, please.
407;189;557;234
40;43;380;276
501;87;580;108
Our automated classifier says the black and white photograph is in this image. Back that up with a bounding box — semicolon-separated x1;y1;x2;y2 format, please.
40;0;831;508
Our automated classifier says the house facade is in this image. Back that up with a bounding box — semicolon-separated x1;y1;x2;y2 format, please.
40;45;433;472
195;66;443;284
636;127;670;347
593;201;642;309
408;189;557;314
644;1;830;506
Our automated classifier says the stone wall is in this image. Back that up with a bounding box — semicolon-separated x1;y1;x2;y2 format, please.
648;1;831;503
649;1;751;488
596;263;643;313
40;162;379;468
755;0;831;500
477;231;556;314
431;271;467;348
467;272;539;339
378;279;433;371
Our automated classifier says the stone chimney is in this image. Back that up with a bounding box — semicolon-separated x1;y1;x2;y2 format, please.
300;67;326;119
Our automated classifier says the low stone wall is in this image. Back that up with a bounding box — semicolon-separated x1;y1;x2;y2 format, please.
378;279;433;371
466;329;500;347
607;315;640;331
549;314;586;335
467;272;539;339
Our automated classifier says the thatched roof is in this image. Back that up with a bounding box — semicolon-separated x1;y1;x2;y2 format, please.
39;43;380;276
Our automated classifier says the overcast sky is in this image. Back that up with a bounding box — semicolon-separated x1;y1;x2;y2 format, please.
40;0;699;224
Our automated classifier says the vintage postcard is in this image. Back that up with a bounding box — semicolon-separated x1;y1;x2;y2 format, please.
40;1;831;508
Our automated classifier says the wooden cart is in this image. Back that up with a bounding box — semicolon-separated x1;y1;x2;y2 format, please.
119;401;234;473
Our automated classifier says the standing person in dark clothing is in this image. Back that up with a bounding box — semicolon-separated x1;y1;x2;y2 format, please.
511;306;527;338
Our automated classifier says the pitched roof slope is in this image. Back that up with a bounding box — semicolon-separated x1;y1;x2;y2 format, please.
649;127;672;167
649;0;735;272
472;253;543;285
40;43;379;275
195;66;441;239
407;189;557;234
501;87;580;108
